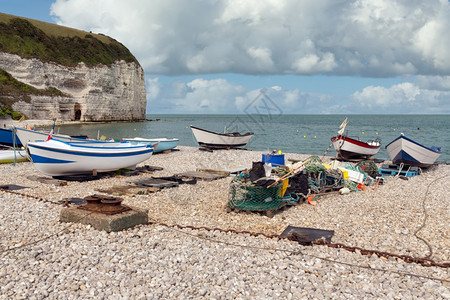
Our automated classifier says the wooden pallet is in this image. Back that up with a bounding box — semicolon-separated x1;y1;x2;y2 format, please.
331;156;384;163
136;165;164;172
174;171;227;181
132;178;179;188
379;168;419;177
96;185;160;196
197;167;249;176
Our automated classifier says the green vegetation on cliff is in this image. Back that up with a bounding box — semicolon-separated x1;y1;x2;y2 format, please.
0;13;140;119
0;67;68;119
0;12;138;67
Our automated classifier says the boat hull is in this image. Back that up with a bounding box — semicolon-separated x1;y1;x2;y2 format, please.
331;135;380;159
0;150;29;163
122;137;179;153
190;126;253;149
27;140;154;176
385;135;441;167
14;127;90;147
0;128;23;147
14;126;126;148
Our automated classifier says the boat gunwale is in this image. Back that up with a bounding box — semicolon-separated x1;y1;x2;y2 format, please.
27;140;154;157
331;135;381;150
385;135;441;153
122;137;179;143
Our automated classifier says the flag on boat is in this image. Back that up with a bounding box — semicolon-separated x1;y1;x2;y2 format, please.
47;119;56;141
46;128;53;141
338;117;348;136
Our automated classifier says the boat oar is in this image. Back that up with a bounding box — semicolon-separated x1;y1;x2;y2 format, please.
321;142;333;160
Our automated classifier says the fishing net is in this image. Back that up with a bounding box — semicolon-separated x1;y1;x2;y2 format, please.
356;161;379;179
306;169;343;193
302;156;344;193
343;179;359;191
228;178;284;211
303;156;325;174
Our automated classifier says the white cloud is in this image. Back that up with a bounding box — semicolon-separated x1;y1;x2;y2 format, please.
247;47;274;71
351;81;450;113
146;77;246;113
145;75;450;114
146;77;161;100
413;10;450;72
147;78;349;114
49;0;450;114
50;0;450;77
291;52;337;74
417;75;450;90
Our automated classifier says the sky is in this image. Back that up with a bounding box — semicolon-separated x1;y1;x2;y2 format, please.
1;0;450;114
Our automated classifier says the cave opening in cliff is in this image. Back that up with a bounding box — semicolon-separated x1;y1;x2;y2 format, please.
74;104;82;121
75;110;81;120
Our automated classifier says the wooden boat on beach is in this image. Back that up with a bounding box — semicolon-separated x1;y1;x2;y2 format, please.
385;134;441;167
14;126;88;147
14;126;124;148
27;139;154;176
121;137;179;153
331;118;380;159
331;135;381;159
190;125;253;149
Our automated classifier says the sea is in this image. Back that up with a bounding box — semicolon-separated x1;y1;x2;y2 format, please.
47;114;449;163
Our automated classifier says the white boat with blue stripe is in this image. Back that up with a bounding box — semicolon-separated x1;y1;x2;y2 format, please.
14;126;123;147
122;137;179;153
385;134;441;168
27;139;154;177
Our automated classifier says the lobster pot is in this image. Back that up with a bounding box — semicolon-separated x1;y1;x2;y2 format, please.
228;178;284;211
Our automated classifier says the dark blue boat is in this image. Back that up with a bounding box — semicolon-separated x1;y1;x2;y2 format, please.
0;127;23;147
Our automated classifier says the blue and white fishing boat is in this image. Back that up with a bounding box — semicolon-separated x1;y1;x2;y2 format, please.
0;127;23;147
121;137;179;153
27;139;154;176
385;134;441;167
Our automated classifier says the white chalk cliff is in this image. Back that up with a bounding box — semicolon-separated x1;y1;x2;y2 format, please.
0;52;146;121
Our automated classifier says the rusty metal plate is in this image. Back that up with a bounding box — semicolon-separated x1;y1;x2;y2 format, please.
280;226;334;245
77;194;131;215
0;184;29;190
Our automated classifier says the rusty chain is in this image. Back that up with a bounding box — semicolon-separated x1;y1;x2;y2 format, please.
150;221;449;269
1;189;61;205
311;240;449;268
1;188;448;269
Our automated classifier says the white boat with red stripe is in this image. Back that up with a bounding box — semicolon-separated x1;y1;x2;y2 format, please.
331;135;381;159
330;117;381;159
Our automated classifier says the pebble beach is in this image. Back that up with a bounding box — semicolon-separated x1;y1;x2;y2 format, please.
0;134;449;299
